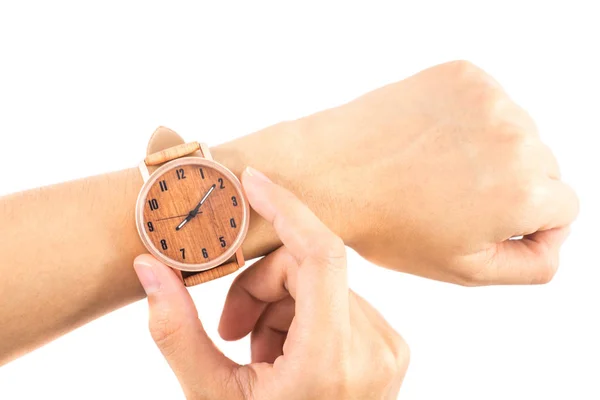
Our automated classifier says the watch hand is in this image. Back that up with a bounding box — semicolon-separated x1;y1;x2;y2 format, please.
176;217;191;231
156;214;198;222
176;184;216;231
192;184;216;215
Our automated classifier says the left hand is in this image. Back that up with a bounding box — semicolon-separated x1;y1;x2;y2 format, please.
223;60;579;286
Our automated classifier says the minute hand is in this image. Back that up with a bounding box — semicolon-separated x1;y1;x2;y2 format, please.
194;184;216;213
176;184;216;231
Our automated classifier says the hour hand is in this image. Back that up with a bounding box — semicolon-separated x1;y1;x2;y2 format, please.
176;215;192;231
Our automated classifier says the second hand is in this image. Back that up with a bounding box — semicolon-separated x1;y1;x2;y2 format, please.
156;213;202;222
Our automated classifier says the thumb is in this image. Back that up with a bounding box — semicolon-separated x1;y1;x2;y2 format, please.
133;254;239;399
486;227;571;285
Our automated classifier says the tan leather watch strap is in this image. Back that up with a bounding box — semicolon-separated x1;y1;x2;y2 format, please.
147;126;186;155
144;126;242;287
181;261;240;286
145;142;201;166
180;260;240;287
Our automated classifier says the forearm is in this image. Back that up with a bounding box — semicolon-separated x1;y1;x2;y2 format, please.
0;120;338;365
0;167;146;364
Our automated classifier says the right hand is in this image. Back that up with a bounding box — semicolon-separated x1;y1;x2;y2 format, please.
133;167;409;399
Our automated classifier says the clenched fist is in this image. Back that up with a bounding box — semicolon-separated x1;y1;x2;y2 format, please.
219;60;578;286
309;60;579;285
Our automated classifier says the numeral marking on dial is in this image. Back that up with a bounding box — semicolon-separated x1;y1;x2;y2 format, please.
230;218;237;228
149;199;159;211
176;168;186;180
159;180;168;192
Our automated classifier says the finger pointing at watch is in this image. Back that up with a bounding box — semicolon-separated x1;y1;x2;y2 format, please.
133;166;409;399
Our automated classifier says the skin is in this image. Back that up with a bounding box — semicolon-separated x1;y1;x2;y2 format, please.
133;167;409;399
0;60;579;365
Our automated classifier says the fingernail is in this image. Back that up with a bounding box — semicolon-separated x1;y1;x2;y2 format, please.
134;259;161;295
244;166;272;183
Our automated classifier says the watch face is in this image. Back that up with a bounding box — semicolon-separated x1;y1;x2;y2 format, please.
136;157;249;272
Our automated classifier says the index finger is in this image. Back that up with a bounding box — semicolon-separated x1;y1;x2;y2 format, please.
241;167;350;335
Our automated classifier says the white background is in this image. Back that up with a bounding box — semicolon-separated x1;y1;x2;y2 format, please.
0;1;599;399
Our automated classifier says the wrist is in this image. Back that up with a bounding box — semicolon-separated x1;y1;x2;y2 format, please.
211;120;303;260
211;115;360;258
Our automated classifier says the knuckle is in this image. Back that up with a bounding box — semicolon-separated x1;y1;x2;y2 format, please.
448;259;490;287
502;154;540;208
390;333;410;370
514;179;542;213
370;337;410;387
535;267;556;285
455;263;500;287
305;235;347;266
533;252;559;284
488;100;537;131
378;350;398;383
396;340;411;373
541;143;561;179
571;189;581;219
477;87;504;118
488;131;526;171
445;59;481;78
445;60;497;88
503;134;539;177
453;274;480;287
442;60;506;117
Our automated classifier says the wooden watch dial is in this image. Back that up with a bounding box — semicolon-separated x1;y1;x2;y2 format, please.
139;159;246;268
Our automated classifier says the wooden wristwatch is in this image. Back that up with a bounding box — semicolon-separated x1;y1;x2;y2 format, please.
135;126;249;286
